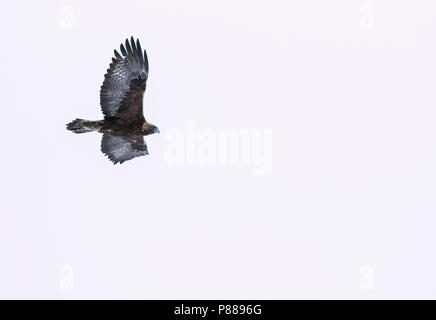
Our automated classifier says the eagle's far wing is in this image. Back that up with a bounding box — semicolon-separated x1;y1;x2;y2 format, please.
100;37;149;118
101;134;148;164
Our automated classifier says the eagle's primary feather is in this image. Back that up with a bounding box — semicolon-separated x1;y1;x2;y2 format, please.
101;134;148;164
100;37;149;118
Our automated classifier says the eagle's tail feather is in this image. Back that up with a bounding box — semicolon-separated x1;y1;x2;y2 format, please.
67;119;102;134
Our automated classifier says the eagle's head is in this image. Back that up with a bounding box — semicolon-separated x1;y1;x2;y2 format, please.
141;122;160;135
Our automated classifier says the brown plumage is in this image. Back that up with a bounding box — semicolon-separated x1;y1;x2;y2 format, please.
67;37;159;164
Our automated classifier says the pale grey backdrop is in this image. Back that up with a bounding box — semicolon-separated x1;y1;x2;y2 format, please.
1;0;436;299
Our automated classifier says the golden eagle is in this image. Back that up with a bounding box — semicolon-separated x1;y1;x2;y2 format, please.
67;37;159;164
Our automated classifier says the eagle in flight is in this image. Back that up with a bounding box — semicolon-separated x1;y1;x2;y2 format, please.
67;37;159;164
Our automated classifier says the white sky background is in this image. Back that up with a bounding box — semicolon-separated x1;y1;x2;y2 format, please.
1;0;436;299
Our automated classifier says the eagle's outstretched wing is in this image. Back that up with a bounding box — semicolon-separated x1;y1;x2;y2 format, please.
100;37;149;118
101;134;148;164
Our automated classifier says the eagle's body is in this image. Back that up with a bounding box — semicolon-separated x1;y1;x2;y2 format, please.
67;37;159;164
